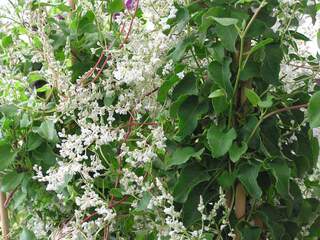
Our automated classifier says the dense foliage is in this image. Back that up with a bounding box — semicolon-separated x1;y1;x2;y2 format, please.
0;0;320;239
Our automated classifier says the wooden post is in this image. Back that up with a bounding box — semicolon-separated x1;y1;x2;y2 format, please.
0;191;9;240
235;183;246;220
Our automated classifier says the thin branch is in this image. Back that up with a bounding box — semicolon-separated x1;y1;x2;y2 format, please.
246;103;308;145
263;103;308;120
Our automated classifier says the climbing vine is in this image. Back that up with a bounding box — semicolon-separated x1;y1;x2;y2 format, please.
0;0;320;239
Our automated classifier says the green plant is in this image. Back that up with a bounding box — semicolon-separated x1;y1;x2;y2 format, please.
157;0;320;238
0;0;319;239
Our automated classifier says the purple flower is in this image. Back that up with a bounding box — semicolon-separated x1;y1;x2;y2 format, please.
126;0;134;10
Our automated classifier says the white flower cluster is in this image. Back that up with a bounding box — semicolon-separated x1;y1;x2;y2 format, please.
27;0;186;237
277;3;320;93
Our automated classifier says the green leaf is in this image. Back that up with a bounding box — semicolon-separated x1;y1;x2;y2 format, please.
0;104;18;117
250;38;274;55
177;96;208;139
20;114;31;128
258;95;273;108
158;75;180;104
36;84;50;93
167;147;204;168
201;233;214;240
32;143;57;168
261;44;283;85
245;88;261;107
216;24;238;52
107;0;124;14
208;58;233;97
229;142;248;163
169;36;193;62
171;7;190;33
207;125;237;158
173;164;210;203
211;42;225;64
1;172;25;192
210;17;238;26
32;36;42;49
0;143;17;171
308;91;320;128
28;71;42;83
211;86;229;114
289;30;310;41
209;89;225;98
309;216;320;237
269;161;291;199
238;222;261;240
20;228;36;240
257;206;285;240
36;120;59;143
109;188;123;198
218;171;236;189
237;162;262;199
1;35;13;48
104;91;115;107
136;192;152;211
182;185;202;227
27;133;42;151
240;61;260;80
172;72;198;100
200;7;224;34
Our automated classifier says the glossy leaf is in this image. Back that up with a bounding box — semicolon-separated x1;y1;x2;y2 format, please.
269;161;291;199
177;96;208;139
158;75;180;103
237;222;261;240
36;120;59;143
237;162;262;199
107;0;124;14
208;89;225;98
0;143;17;171
210;17;238;26
218;171;236;189
20;229;36;240
207;125;237;158
261;44;283;85
136;192;152;211
169;36;193;62
172;72;198;100
0;172;25;192
308;91;320;128
229;142;248;162
216;24;238;52
208;58;233;97
173;164;210;203
166;147;204;168
245;88;261;107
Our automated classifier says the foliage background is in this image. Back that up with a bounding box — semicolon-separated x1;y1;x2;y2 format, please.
0;0;320;240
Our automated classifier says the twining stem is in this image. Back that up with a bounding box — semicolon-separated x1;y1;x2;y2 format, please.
0;190;9;240
246;103;308;145
228;0;267;128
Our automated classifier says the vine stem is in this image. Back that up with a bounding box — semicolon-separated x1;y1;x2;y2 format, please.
228;0;267;128
0;190;9;240
246;103;308;145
